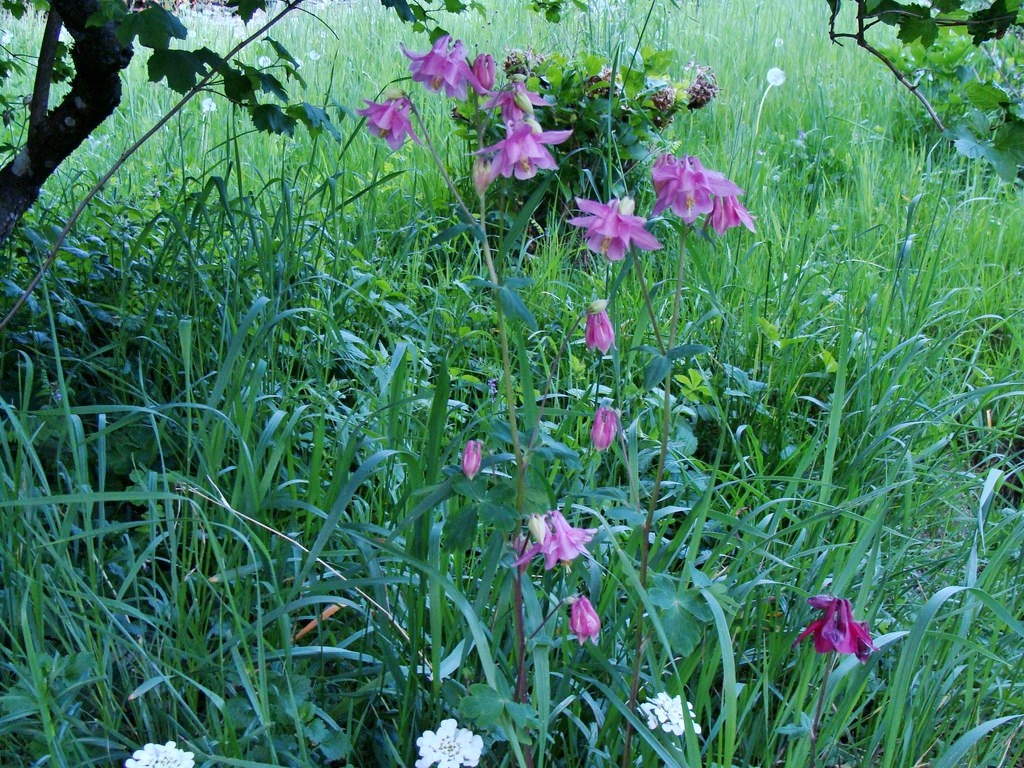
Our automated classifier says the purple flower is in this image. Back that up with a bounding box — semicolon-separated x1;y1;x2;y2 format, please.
569;596;601;644
585;300;614;354
793;595;877;663
590;406;618;451
477;120;572;184
461;440;482;480
567;196;662;262
514;509;594;570
708;195;756;234
356;96;420;151
484;80;548;124
651;153;743;225
471;53;495;94
401;35;477;101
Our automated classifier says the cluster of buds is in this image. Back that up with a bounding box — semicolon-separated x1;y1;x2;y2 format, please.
685;63;719;111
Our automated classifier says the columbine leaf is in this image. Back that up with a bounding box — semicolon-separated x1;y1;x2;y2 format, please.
443;504;479;550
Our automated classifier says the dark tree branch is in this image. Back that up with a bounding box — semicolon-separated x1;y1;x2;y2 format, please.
29;8;63;132
0;0;133;245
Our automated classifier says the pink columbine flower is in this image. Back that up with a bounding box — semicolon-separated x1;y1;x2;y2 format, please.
708;194;756;234
461;440;482;480
514;509;594;570
484;79;548;124
793;595;878;663
591;406;619;451
569;595;601;644
356;96;420;151
401;35;477;101
471;53;495;94
651;153;744;225
477;120;572;185
568;196;662;262
585;300;614;354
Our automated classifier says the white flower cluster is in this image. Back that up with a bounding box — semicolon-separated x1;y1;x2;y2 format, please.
639;692;701;737
125;741;195;768
416;719;484;768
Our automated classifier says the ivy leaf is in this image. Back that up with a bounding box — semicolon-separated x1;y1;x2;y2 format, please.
115;6;186;49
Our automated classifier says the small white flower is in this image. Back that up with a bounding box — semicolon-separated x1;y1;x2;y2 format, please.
767;67;786;87
415;719;484;768
774;37;784;47
308;50;321;61
125;741;195;768
639;692;701;737
1;29;12;46
258;55;272;68
201;97;216;114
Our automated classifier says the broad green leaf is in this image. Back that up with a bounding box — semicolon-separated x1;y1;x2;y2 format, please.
249;103;298;135
442;504;479;550
147;48;222;92
115;6;186;49
964;81;1011;111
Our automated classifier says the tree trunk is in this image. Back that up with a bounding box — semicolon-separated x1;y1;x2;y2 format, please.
0;0;133;245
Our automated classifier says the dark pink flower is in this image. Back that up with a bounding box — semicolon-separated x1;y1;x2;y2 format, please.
569;596;601;644
514;509;594;570
484;80;548;124
708;195;756;234
793;595;877;663
651;153;743;225
590;406;619;451
356;96;420;151
401;35;477;101
461;440;482;480
477;120;572;184
585;301;614;354
568;196;662;262
471;53;495;94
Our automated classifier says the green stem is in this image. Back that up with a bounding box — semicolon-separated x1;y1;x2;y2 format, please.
809;658;835;768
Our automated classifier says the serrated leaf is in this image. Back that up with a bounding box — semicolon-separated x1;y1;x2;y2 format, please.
965;81;1011;112
147;48;220;92
896;15;938;47
115;6;186;49
380;0;414;21
249;103;297;135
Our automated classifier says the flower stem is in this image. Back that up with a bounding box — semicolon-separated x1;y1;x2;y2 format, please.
809;657;835;768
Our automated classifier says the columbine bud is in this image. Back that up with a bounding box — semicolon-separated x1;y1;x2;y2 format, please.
514;89;536;116
617;196;636;216
472;158;493;196
461;440;483;480
527;513;548;544
591;406;619;451
523;116;542;134
585;305;614;354
569;595;601;644
382;84;406;102
472;53;495;93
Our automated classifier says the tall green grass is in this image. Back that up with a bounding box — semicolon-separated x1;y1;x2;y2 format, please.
2;0;1023;766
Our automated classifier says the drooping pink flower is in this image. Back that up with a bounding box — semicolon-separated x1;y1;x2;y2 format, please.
590;406;619;451
651;153;743;225
793;595;877;663
514;509;594;570
471;53;495;94
477;120;572;184
569;595;601;644
585;301;614;354
484;80;548;124
356;96;420;151
708;194;756;234
568;196;662;262
401;35;477;101
461;440;483;480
